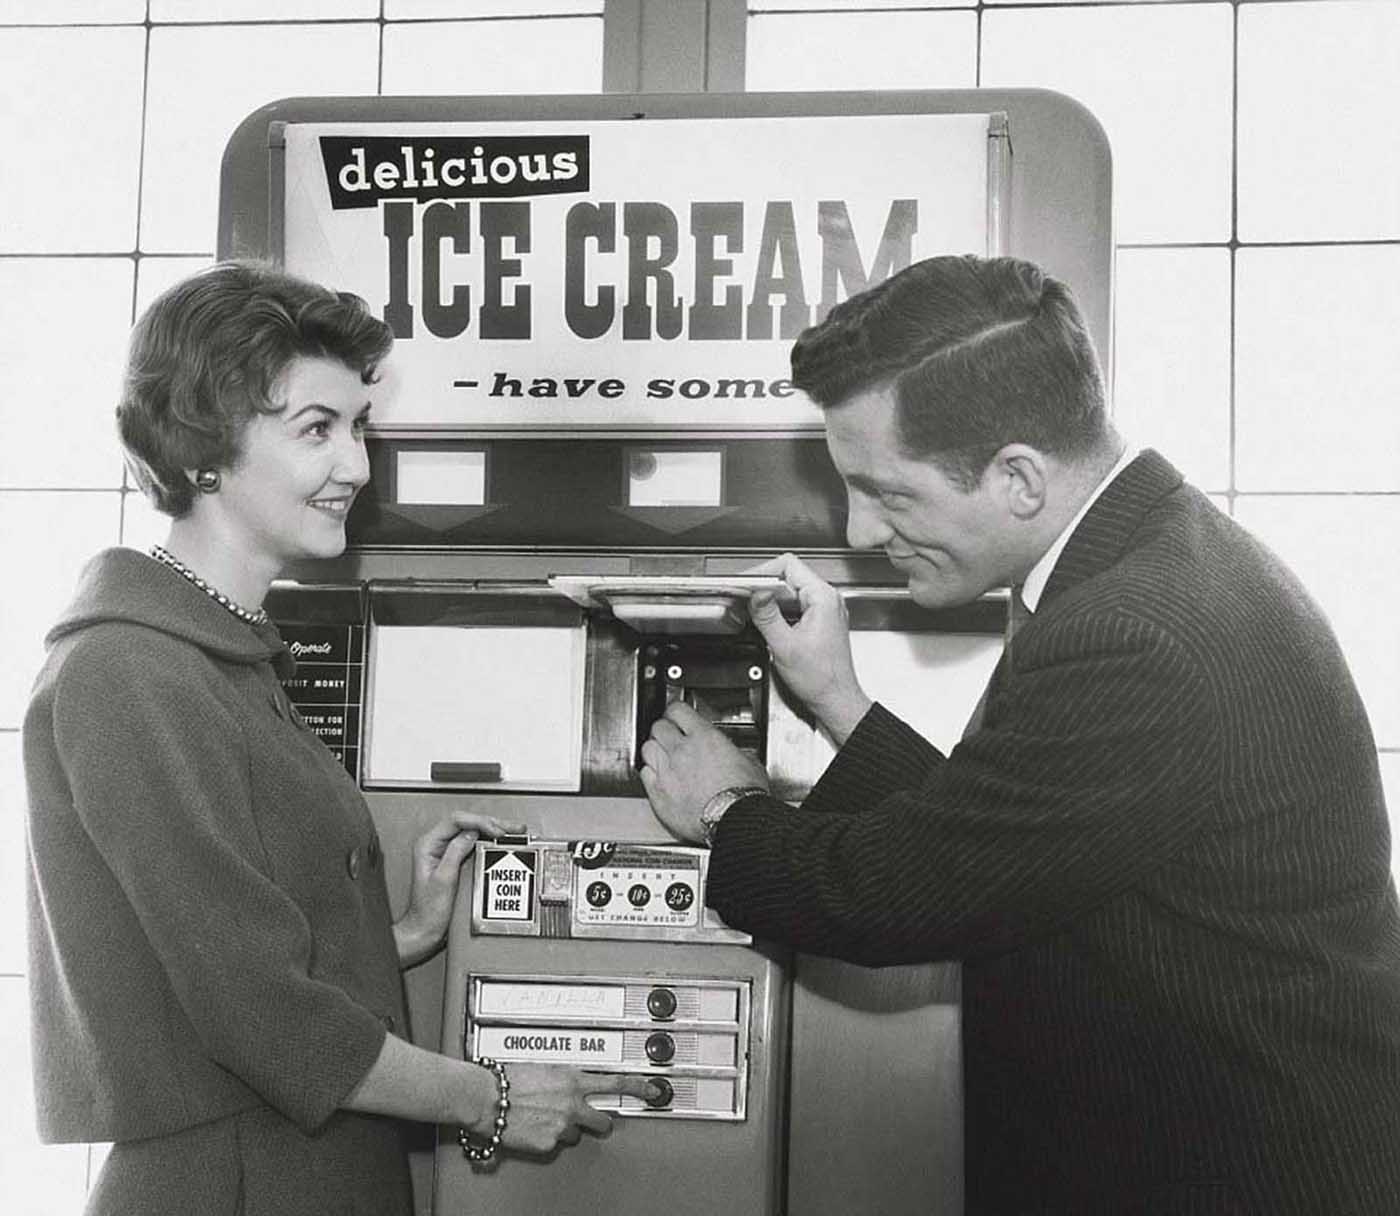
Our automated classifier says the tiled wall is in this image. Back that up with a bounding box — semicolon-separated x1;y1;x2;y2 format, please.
746;0;1398;833
0;2;605;1208
2;0;1395;1208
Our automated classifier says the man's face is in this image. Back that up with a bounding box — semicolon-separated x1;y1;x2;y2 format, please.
824;383;1023;609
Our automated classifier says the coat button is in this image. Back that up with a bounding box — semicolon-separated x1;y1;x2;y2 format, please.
381;1013;397;1033
345;847;362;880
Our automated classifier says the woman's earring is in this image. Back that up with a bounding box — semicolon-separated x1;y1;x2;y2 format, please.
194;468;221;493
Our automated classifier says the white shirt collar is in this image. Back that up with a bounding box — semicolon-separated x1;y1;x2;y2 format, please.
1020;444;1138;613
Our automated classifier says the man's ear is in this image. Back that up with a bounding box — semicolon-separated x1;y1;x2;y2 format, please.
991;444;1049;521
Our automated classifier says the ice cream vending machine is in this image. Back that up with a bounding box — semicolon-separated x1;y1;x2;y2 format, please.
223;89;1110;1215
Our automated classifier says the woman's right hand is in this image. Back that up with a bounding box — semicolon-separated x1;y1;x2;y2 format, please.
471;1063;659;1154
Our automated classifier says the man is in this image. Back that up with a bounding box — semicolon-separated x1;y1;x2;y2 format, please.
640;255;1400;1214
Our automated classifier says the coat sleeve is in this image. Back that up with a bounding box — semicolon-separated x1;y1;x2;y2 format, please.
50;636;387;1133
707;613;1221;965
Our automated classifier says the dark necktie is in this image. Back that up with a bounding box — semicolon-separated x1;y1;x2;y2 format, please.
962;584;1029;739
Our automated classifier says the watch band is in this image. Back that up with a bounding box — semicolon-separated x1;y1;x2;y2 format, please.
698;785;768;847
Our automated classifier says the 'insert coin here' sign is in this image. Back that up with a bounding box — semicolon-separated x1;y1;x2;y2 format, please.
482;849;537;920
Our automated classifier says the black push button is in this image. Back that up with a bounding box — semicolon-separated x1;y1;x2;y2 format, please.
644;1031;676;1064
646;987;678;1021
644;1076;674;1109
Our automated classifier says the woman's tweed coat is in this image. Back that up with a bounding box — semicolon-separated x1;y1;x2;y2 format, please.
25;548;411;1214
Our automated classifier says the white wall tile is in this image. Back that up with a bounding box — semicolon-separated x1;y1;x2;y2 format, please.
981;4;1233;244
1233;496;1400;750
0;0;143;23
1238;1;1400;242
746;10;977;91
1235;245;1400;493
0;493;122;730
1112;247;1231;492
0;27;145;253
134;256;218;317
151;0;378;18
388;0;602;15
119;490;172;554
0;734;24;976
140;23;381;253
0;259;133;490
755;0;972;9
381;16;604;94
0;978;91;1216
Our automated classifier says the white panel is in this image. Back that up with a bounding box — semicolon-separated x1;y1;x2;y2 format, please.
476;982;626;1019
381;17;604;95
0;0;142;18
0;492;122;729
746;10;977;91
1112;247;1231;492
140;24;380;252
628;450;723;507
0;979;92;1216
365;624;585;789
388;0;601;14
1238;1;1400;242
696;1033;737;1067
1233;496;1400;750
809;630;1002;774
396;450;487;505
982;4;1233;243
0;27;144;253
0;259;133;489
151;0;378;17
1235;245;1400;493
698;987;739;1022
0;734;24;974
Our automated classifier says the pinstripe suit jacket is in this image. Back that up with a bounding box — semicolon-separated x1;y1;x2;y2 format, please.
708;451;1400;1214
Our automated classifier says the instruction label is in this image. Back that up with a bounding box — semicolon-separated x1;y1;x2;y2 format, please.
481;848;537;921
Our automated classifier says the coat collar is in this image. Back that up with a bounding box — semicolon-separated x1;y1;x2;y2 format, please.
1038;449;1185;609
48;547;294;676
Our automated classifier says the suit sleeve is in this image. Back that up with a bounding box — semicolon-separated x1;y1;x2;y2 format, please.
707;614;1221;964
51;638;386;1133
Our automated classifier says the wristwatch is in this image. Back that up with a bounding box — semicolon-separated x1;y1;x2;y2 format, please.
698;785;768;847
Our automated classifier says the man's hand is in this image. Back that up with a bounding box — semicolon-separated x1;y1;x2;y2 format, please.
748;553;873;747
639;702;769;843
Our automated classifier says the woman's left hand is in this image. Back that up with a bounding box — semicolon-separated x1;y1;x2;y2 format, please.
394;811;525;967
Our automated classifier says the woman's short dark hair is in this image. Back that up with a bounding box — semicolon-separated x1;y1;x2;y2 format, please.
117;261;394;517
790;254;1109;489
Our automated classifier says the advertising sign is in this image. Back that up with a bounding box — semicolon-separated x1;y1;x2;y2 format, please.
282;113;1000;430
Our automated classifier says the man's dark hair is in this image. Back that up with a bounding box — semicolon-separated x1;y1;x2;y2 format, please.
790;255;1109;489
117;261;394;517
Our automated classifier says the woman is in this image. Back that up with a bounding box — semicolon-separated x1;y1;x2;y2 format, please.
23;262;653;1214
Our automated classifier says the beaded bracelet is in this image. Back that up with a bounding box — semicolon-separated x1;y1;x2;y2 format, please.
457;1056;511;1165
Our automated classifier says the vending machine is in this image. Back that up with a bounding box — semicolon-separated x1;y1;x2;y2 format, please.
223;88;1110;1216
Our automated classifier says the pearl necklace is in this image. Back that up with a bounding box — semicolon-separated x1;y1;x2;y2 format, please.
149;545;270;626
